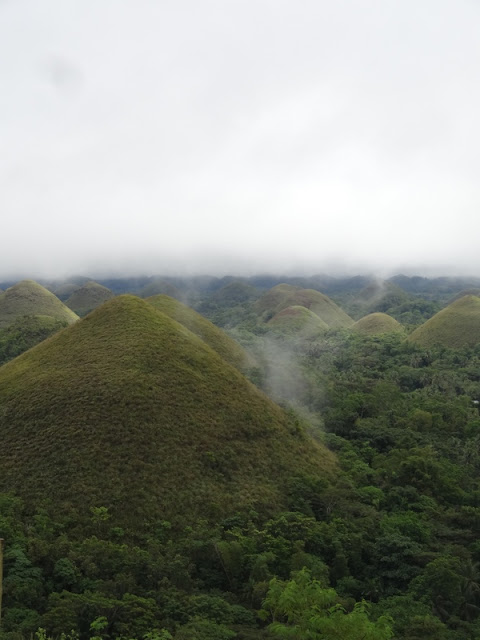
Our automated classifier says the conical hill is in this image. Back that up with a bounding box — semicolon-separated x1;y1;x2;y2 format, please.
147;294;256;371
0;296;334;527
267;305;329;338
65;281;114;317
352;313;404;336
408;295;480;348
255;284;353;328
0;280;79;328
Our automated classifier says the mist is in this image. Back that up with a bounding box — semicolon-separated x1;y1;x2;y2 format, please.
1;0;480;279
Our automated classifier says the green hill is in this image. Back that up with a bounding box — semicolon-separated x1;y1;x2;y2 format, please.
0;296;334;527
139;277;180;299
0;280;79;328
53;282;81;301
267;305;329;338
352;313;404;336
65;281;114;317
408;295;480;348
255;284;353;328
147;294;256;371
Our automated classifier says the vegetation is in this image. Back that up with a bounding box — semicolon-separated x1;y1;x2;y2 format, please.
409;295;480;348
254;285;354;328
146;294;256;372
3;275;480;638
0;281;78;328
267;306;329;339
351;313;404;336
0;296;334;528
0;315;67;366
65;282;114;317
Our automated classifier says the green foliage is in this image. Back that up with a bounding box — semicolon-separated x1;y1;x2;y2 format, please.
261;568;394;639
65;282;114;317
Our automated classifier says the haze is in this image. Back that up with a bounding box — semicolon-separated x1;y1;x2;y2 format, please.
1;0;479;278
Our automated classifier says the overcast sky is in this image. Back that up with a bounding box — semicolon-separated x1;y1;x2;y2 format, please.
1;0;480;278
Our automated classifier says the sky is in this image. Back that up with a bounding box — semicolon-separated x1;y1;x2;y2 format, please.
1;0;480;278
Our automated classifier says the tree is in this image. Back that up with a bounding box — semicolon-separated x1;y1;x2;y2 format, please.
260;568;393;640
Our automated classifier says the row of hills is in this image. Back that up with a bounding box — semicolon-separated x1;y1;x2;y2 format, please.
2;276;480;350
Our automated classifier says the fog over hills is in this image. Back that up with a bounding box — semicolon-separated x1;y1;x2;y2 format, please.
1;1;480;278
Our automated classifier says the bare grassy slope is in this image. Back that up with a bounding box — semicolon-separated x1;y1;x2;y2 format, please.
408;295;480;348
0;280;78;328
352;313;404;336
0;296;335;527
66;281;114;316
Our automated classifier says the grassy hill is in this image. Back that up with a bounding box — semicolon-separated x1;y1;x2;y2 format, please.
408;295;480;348
0;296;335;528
65;281;114;317
267;305;329;338
0;280;79;328
255;284;353;328
53;282;81;301
147;294;256;371
139;277;180;299
352;313;404;336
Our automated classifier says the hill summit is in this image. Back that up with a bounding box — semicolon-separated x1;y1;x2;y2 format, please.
408;295;480;348
147;294;255;371
352;313;404;336
0;296;334;527
0;280;78;328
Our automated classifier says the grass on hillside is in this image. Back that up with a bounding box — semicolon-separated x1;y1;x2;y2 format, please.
0;296;335;530
0;280;78;328
267;305;329;338
352;313;404;336
147;294;256;371
255;284;353;328
408;295;480;348
65;281;114;317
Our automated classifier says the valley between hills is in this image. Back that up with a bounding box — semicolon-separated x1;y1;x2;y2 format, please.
1;274;480;639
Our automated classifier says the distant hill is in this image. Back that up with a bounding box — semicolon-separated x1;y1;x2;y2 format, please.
0;296;335;527
267;305;329;338
147;294;255;371
0;280;79;328
255;284;354;328
52;282;81;301
65;281;114;317
202;281;259;308
352;313;404;336
139;278;180;299
408;295;480;348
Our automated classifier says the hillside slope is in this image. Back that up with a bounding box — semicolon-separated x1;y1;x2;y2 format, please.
147;294;256;371
66;281;114;316
0;296;334;527
267;305;329;338
352;313;404;336
255;284;353;328
0;280;79;328
408;295;480;348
